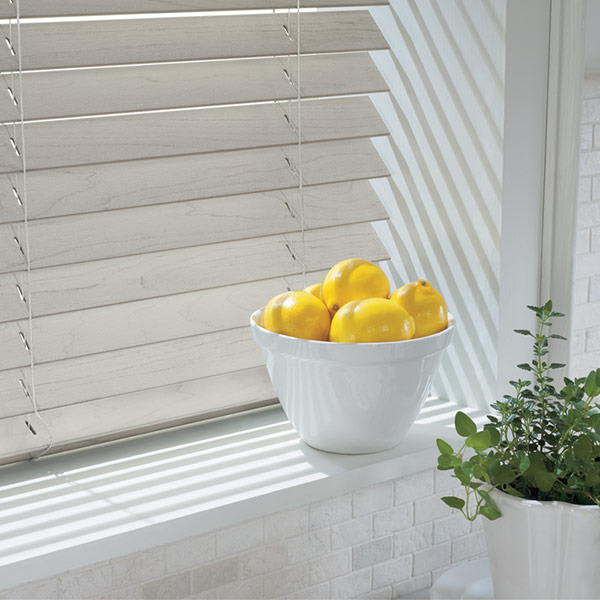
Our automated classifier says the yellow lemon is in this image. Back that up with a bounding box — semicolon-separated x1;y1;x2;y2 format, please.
264;290;330;341
390;279;448;338
322;258;390;315
304;283;322;300
330;298;415;343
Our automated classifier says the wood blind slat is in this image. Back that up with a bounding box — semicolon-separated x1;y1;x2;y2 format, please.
0;1;388;19
0;53;387;122
0;12;388;71
1;96;388;174
0;269;328;370
0;221;388;323
0;178;388;273
0;138;388;224
0;367;276;465
0;225;389;415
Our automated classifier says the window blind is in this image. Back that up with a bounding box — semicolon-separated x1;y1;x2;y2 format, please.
0;1;391;463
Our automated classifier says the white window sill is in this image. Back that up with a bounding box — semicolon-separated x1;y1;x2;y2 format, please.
0;398;485;591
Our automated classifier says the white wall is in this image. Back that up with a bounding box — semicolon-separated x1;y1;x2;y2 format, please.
571;75;600;377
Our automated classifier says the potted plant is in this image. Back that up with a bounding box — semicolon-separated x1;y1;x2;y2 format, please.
436;302;600;599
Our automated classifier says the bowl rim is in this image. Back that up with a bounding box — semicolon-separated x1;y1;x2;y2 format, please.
250;307;455;347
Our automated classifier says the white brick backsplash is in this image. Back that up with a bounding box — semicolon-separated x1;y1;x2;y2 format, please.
331;516;372;550
287;528;331;564
582;123;593;149
394;523;433;556
195;575;263;600
166;533;216;573
309;549;351;585
5;469;488;600
309;495;352;530
433;468;456;494
216;519;263;557
330;568;372;599
574;278;590;305
576;228;591;254
413;543;451;576
414;494;452;524
287;582;330;600
373;503;413;537
470;518;484;533
239;542;286;578
591;227;600;252
191;557;239;594
352;537;392;570
141;572;190;599
0;578;60;600
59;564;112;599
264;507;308;542
580;176;592;202
596;124;600;149
578;201;600;228
264;563;308;599
353;482;393;517
358;587;393;600
394;470;434;505
583;98;600;123
433;514;471;545
590;276;600;302
372;556;412;589
111;548;166;589
392;573;431;598
593;175;600;200
587;326;600;352
572;329;586;355
580;150;600;177
451;532;487;562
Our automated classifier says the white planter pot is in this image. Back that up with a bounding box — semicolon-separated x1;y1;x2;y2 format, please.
483;489;600;599
250;309;454;454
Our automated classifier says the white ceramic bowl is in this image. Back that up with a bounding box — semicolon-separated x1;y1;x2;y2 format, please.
250;309;455;454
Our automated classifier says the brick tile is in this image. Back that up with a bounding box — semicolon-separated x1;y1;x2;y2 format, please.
191;557;239;594
580;176;592;202
433;514;470;544
198;575;263;600
352;537;392;570
59;564;112;599
309;495;352;530
433;469;456;494
451;531;487;562
394;471;433;505
264;507;308;542
287;528;330;564
413;494;452;524
413;543;451;576
166;533;216;572
394;523;432;556
353;483;393;517
287;582;330;600
216;519;263;557
373;504;413;537
111;548;166;589
309;549;351;585
573;329;586;355
141;572;190;599
356;587;393;599
574;278;590;305
330;568;371;599
372;556;412;588
331;516;372;550
578;201;600;228
582;123;593;149
392;573;431;598
591;226;600;252
239;542;286;577
593;176;600;200
590;276;600;302
576;229;591;255
264;563;308;599
0;578;60;600
587;326;600;352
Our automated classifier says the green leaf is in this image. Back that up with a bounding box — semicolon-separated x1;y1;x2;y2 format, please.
436;438;454;456
465;430;492;451
574;435;592;461
543;299;553;312
481;504;501;520
534;470;556;492
518;453;531;474
441;496;465;510
493;465;516;486
517;363;532;372
477;489;492;504
484;426;501;446
584;371;598;397
437;455;452;469
549;333;567;340
513;329;531;336
455;411;477;437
